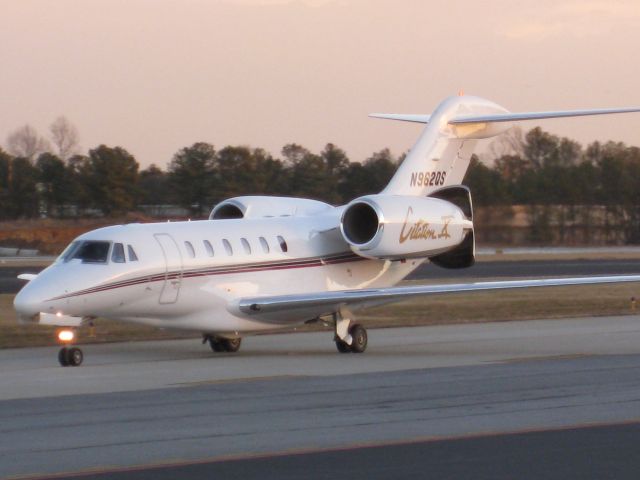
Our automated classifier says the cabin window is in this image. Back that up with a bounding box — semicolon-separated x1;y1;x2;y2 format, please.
68;241;111;264
203;240;214;257
241;238;251;254
222;239;233;256
259;236;270;253
111;243;126;263
277;235;288;253
127;245;139;261
185;241;196;258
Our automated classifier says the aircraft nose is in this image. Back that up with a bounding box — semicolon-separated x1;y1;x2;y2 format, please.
14;283;44;320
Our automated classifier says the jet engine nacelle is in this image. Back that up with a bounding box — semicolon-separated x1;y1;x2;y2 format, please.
340;194;473;260
210;196;332;219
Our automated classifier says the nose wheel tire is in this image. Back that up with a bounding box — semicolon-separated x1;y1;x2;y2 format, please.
58;347;83;367
58;347;69;366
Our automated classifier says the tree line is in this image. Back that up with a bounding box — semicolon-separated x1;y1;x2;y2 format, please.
1;124;640;242
0;140;397;219
467;128;640;243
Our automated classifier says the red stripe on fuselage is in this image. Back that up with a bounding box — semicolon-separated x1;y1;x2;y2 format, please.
46;252;366;301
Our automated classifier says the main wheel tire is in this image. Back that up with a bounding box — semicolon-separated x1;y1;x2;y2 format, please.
221;337;242;353
335;339;351;353
58;347;69;367
349;324;368;353
67;347;84;366
208;337;226;352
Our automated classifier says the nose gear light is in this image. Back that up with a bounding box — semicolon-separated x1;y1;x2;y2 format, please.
58;329;75;343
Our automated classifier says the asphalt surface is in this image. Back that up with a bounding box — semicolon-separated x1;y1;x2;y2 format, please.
2;317;640;479
38;422;640;480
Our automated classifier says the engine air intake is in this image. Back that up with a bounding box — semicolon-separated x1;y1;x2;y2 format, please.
211;203;244;219
341;202;380;245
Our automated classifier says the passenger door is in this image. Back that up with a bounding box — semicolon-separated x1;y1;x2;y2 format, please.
154;233;183;304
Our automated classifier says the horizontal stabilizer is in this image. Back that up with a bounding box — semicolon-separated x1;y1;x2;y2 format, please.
451;107;640;124
369;113;430;124
370;107;640;127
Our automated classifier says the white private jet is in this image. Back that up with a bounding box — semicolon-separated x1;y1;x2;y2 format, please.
13;95;640;366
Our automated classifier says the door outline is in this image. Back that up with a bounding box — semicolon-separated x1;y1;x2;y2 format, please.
154;233;183;304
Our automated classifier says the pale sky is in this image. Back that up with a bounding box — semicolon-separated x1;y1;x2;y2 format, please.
2;0;639;168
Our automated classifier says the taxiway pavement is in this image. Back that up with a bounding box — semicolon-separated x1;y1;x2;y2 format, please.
2;315;640;478
40;422;640;480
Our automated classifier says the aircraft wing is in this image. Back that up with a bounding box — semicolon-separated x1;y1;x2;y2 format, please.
236;275;640;324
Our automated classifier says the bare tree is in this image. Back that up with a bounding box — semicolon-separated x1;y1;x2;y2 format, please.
487;126;525;161
6;125;51;161
49;116;80;160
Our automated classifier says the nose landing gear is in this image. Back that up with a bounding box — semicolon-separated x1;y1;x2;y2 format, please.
58;346;84;367
56;329;83;367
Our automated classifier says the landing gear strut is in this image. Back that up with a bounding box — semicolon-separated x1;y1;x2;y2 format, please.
333;308;368;354
203;335;242;353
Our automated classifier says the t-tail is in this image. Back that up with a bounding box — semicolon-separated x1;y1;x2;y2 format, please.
372;95;640;196
338;96;640;268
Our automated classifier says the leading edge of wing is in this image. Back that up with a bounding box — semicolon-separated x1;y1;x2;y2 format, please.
369;113;431;124
238;275;640;318
369;107;640;126
450;107;640;124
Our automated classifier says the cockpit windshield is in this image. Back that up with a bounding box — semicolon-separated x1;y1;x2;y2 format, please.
58;241;81;262
60;240;112;264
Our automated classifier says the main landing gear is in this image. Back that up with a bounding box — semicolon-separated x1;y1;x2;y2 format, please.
333;308;368;354
57;329;84;367
203;335;242;353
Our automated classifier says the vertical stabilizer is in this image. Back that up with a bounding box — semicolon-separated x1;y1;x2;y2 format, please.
377;96;511;196
375;96;640;197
